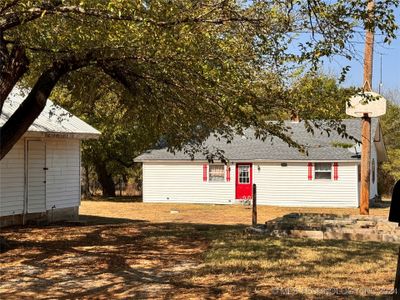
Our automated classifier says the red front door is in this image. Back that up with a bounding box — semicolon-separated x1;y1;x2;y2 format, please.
235;163;253;200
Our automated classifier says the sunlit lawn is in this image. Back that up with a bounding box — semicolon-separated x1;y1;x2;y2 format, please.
0;200;396;299
80;199;390;225
195;229;397;299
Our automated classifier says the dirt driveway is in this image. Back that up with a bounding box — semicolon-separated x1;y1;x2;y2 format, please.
0;201;395;299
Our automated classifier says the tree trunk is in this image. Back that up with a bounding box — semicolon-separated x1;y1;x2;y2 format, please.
81;164;92;199
95;161;115;197
0;57;88;159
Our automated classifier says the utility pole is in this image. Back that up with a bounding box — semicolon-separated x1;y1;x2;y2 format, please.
360;0;374;215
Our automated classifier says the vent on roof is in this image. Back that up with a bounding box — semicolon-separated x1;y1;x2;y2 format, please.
348;145;361;158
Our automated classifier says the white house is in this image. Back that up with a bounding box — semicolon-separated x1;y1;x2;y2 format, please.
135;119;386;208
0;89;100;227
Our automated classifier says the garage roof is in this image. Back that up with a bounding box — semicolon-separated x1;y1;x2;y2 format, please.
1;88;100;139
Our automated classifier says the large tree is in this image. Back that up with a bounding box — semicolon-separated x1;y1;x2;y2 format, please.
89;73;358;196
378;89;400;195
0;0;398;159
53;70;161;196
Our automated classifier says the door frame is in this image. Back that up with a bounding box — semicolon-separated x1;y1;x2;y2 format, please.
235;163;253;200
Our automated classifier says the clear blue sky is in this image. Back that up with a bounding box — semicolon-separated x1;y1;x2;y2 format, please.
324;7;400;95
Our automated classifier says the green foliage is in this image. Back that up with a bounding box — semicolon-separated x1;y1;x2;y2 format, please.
379;93;400;195
287;74;356;120
52;69;159;188
331;142;354;149
3;0;397;153
1;1;398;188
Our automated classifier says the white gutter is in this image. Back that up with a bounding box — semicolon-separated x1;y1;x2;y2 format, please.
136;159;361;163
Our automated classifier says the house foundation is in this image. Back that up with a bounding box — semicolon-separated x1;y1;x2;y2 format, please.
0;206;79;228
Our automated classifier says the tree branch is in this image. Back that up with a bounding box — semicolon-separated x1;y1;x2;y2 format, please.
0;43;29;111
0;3;265;32
0;0;20;14
0;56;89;159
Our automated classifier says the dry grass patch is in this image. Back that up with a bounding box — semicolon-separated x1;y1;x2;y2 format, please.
80;200;389;225
0;201;395;299
191;230;398;299
0;221;214;299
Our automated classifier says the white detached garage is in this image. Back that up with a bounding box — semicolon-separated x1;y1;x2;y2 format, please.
0;89;100;227
135;119;386;208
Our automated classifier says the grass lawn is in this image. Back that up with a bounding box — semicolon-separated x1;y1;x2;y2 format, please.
80;200;390;224
0;201;396;299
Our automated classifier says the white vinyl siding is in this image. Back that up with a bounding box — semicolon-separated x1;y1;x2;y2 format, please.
0;137;81;218
143;162;235;204
253;162;358;207
143;161;360;207
0;140;25;217
46;139;80;209
356;143;379;205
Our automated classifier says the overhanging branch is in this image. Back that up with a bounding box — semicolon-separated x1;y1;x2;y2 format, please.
0;56;89;159
0;2;265;32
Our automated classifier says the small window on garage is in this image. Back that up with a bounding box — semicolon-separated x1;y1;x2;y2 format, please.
314;163;332;180
209;165;225;182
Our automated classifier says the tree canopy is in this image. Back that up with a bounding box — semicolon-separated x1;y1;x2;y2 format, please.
379;90;400;195
0;0;398;159
57;72;355;196
52;70;161;196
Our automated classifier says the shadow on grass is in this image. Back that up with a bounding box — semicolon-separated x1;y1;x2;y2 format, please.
0;219;247;299
372;199;391;209
79;214;146;225
0;218;397;299
82;196;142;203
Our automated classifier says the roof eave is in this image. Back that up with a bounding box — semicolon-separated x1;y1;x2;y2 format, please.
135;158;361;163
24;131;101;140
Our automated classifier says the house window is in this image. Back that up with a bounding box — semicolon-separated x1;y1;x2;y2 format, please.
314;163;332;180
238;165;250;184
209;165;225;182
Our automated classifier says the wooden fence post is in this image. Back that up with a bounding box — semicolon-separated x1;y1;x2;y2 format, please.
252;184;257;227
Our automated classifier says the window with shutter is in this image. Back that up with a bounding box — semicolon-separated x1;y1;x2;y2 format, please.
209;165;225;182
314;163;332;180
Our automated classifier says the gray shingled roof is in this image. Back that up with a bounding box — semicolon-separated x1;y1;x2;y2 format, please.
135;119;380;162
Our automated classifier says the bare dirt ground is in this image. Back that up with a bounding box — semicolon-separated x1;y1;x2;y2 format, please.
0;201;396;299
